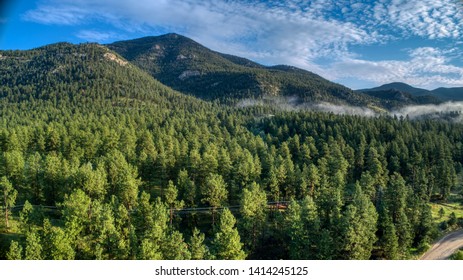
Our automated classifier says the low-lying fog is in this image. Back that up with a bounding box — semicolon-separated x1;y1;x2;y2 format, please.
236;96;463;120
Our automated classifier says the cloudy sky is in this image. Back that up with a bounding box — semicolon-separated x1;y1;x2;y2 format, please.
1;0;463;90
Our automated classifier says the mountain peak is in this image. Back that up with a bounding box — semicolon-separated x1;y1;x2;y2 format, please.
361;82;430;96
107;33;372;105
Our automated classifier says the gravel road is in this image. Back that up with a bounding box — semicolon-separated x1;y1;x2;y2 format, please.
420;229;463;260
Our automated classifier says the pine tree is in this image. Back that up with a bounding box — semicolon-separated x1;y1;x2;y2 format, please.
285;200;305;259
201;174;228;225
25;229;43;260
75;162;107;200
177;169;196;207
385;172;412;257
378;214;399;260
189;228;208;260
19;200;33;233
211;208;246;260
1;176;17;231
6;240;23;260
162;231;191;260
376;198;399;260
24;152;44;204
47;226;75;260
240;182;267;251
338;183;377;259
105;150;140;210
164;180;184;227
137;198;169;260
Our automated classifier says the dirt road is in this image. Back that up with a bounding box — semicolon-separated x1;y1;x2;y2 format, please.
420;229;463;260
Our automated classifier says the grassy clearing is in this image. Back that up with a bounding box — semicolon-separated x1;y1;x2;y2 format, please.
430;190;463;236
430;200;463;225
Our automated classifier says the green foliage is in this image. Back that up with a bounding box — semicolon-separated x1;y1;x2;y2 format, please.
19;200;33;233
0;176;17;231
450;249;463;260
240;182;267;252
285;197;321;259
338;183;378;259
25;229;42;260
211;208;246;260
162;231;191;260
202;174;228;225
164;180;184;226
189;228;209;260
6;240;23;260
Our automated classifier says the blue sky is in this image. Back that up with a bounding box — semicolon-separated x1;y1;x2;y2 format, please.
1;0;463;90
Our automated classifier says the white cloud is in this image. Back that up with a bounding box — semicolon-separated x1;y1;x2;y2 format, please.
330;47;463;89
392;102;463;119
75;30;119;42
237;96;378;117
22;5;88;25
377;0;463;39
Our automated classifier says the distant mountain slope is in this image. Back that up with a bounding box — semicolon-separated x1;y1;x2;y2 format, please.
0;41;203;109
431;87;463;101
107;33;376;107
360;82;430;96
359;89;441;108
361;82;463;102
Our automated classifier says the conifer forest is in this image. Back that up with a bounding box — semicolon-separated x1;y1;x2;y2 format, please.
1;39;462;260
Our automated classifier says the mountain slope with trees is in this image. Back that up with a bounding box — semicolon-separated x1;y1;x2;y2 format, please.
360;82;463;102
107;33;378;106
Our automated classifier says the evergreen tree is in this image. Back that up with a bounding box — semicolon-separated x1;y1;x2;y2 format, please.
164;180;184;227
177;169;196;207
105;150;140;210
338;183;377;259
24;152;44;204
1;176;17;231
385;172;412;257
211;208;246;260
201;174;228;225
19;200;33;234
6;241;23;260
240;182;267;252
162;231;191;260
25;229;43;260
189;228;208;260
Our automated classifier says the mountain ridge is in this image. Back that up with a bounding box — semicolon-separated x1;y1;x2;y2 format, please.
360;82;463;102
106;33;378;107
2;33;457;111
359;82;431;96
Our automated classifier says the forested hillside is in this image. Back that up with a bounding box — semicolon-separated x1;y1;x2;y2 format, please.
0;41;462;260
360;82;463;102
359;89;441;109
107;34;378;106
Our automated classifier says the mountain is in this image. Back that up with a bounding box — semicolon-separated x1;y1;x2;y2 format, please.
358;89;441;108
360;82;430;96
0;41;204;110
431;87;463;101
107;33;376;107
361;82;463;102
